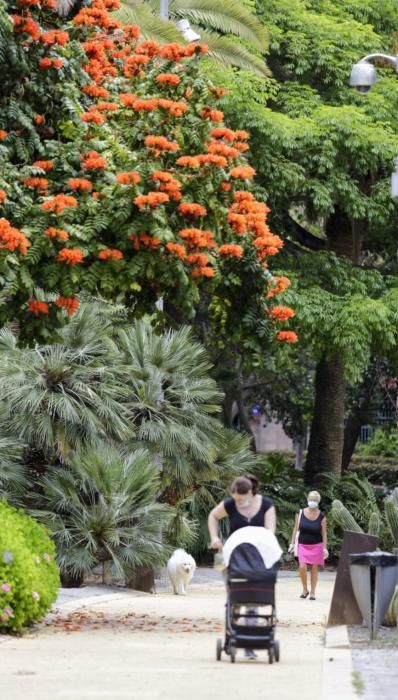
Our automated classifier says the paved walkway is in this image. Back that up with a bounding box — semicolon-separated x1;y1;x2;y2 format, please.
0;569;337;700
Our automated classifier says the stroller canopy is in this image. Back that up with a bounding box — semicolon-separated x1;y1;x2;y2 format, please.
223;526;282;574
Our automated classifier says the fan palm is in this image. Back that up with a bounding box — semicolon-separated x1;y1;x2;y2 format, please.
117;321;226;502
0;325;132;462
30;444;173;581
0;437;28;504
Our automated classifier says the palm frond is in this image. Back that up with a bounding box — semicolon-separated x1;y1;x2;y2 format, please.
172;0;268;52
200;30;270;76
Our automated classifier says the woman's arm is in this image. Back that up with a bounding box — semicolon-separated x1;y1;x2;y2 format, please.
264;505;276;533
321;516;328;551
288;512;299;552
208;502;227;549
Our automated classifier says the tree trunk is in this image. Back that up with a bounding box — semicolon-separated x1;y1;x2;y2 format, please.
126;567;156;593
305;355;346;483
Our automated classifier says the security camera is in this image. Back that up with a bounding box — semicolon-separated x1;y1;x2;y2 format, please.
349;60;377;93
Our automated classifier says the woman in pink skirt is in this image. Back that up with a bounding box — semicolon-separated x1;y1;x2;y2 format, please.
288;491;328;600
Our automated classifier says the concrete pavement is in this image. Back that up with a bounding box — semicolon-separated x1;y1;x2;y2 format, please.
0;570;349;700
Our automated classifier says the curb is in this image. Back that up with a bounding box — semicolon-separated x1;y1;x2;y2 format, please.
321;626;356;700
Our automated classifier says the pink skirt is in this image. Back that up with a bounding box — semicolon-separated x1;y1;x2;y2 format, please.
298;542;324;565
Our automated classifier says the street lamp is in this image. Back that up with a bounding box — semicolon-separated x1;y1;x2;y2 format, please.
349;53;398;93
350;54;398;199
159;0;201;41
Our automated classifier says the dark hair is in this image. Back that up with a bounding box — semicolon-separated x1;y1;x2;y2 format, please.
231;476;253;495
244;474;259;495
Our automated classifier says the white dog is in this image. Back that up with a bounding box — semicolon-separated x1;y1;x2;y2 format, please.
167;549;196;595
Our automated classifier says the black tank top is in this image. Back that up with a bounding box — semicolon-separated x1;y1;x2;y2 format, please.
223;496;274;534
298;511;324;545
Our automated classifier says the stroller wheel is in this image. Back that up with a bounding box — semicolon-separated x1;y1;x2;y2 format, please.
268;647;274;664
273;640;280;662
216;639;222;661
229;645;236;663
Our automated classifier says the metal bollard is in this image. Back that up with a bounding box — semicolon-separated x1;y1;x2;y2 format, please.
349;551;398;640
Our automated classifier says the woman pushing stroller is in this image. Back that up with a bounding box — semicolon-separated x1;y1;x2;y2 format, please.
208;475;278;660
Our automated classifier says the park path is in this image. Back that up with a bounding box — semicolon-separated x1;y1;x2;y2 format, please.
0;570;336;700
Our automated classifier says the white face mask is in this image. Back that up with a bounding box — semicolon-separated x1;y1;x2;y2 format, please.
307;500;319;509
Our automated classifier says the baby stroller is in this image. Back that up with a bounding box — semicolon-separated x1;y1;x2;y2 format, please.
216;526;281;664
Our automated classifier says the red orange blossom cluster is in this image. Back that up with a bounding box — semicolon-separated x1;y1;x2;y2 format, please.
0;0;296;342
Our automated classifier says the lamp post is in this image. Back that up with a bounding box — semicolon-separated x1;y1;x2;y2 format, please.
350;53;398;198
158;0;201;41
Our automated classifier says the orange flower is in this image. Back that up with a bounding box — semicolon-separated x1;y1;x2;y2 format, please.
179;228;216;249
227;212;247;234
39;58;63;70
57;247;85;265
267;276;291;298
144;135;179;152
176;156;200;168
0;190;6;204
98;248;124;260
234;191;254;203
191;266;215;278
207;142;239;159
129;233;161;250
42;195;78;214
82;85;110;98
134;192;169;208
82;151;107;170
201;108;224;122
67;178;93;192
220;183;231;191
34;115;45;125
186;253;209;266
159;43;187;61
40;30;69;46
229;166;256;180
234;142;249;153
156;73;181;86
130;98;159;112
197;154;228;168
81;110;105;125
33;160;53;171
0;218;29;254
178;202;207;218
13;16;40;40
211;87;228;99
55;296;80;316
23;177;48;190
235;130;250;141
28;300;49;316
45;227;69;241
157;99;187;117
166;242;186;259
96;102;119;112
276;331;298;343
136;40;160;57
211;128;236;142
116;171;141;185
0;130;8;140
219;244;243;258
270;306;295;321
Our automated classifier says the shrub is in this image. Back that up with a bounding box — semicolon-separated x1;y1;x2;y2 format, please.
356;428;398;458
0;500;59;633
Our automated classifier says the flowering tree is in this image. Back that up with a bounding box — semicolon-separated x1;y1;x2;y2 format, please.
0;0;294;345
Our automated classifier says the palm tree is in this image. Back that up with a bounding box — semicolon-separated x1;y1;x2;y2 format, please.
117;321;225;503
0;323;132;463
0;437;28;505
56;0;269;76
30;444;173;584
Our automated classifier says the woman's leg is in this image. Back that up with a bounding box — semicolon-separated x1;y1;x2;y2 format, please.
299;563;308;594
310;565;318;597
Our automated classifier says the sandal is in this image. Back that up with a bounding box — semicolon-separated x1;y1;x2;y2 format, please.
309;594;316;600
300;591;309;599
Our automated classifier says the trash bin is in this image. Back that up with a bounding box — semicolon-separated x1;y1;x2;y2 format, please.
349;551;398;640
